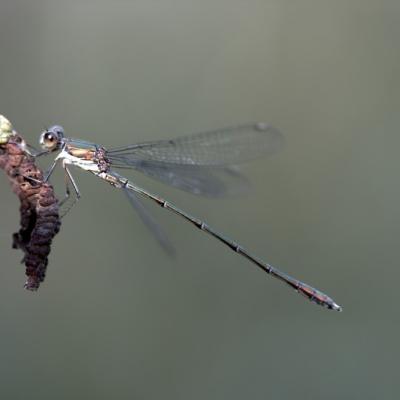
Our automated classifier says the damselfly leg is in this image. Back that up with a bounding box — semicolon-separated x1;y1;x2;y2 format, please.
59;164;81;217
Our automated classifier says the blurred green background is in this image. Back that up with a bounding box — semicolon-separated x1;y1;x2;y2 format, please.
0;1;399;399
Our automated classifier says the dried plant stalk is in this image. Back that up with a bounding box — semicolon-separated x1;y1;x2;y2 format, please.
0;115;61;289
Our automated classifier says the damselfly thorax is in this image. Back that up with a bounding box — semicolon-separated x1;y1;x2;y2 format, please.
56;139;110;173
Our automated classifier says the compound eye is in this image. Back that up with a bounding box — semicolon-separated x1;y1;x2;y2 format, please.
44;132;55;142
40;132;59;150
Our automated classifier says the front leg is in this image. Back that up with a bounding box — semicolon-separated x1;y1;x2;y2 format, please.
43;157;60;182
59;162;81;217
43;146;66;182
23;143;50;158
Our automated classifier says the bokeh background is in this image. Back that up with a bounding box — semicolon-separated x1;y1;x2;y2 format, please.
0;1;399;399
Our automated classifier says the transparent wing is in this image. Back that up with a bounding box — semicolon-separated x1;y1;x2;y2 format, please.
121;162;251;197
122;187;175;255
106;123;282;197
107;123;283;166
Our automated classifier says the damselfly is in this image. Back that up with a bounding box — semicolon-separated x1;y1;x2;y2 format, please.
35;122;341;311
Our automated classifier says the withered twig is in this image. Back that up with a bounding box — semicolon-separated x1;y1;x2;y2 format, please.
0;115;61;290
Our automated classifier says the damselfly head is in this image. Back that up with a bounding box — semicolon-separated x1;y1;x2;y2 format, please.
40;125;64;151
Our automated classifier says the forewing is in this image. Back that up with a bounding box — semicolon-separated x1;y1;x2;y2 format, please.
107;123;283;166
106;123;281;197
